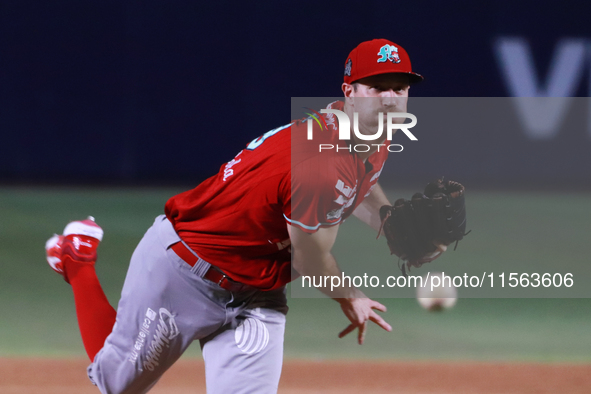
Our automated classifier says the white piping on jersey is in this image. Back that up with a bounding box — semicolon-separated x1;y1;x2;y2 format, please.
283;214;341;231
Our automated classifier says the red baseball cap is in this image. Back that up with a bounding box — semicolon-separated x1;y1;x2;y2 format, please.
343;39;423;84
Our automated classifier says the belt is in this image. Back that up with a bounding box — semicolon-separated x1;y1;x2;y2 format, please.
170;241;252;293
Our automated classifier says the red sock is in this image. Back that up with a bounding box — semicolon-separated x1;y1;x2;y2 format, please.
66;258;117;361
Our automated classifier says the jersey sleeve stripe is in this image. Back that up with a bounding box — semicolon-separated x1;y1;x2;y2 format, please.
283;214;341;231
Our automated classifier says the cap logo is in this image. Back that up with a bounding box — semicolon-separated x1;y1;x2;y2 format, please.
344;58;352;76
377;44;401;64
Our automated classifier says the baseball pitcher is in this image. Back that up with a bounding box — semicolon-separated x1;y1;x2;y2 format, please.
45;39;466;393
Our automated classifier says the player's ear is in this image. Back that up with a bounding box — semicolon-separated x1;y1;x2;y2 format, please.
342;83;354;97
342;83;356;108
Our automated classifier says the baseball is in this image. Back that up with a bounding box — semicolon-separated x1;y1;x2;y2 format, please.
416;272;457;311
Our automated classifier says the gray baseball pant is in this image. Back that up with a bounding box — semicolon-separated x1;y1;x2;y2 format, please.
87;215;288;394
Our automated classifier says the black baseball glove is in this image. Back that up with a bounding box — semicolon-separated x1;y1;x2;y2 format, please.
378;179;467;275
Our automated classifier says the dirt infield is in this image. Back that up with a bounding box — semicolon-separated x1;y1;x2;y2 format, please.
1;358;590;393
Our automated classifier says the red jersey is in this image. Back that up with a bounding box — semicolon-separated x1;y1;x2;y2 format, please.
165;101;389;290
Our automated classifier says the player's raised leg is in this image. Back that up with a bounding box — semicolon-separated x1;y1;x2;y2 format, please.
200;294;287;394
87;215;232;394
45;217;117;361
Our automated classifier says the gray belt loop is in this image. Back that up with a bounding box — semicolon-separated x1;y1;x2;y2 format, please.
179;238;212;277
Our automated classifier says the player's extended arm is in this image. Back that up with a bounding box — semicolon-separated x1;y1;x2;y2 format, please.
287;223;392;344
352;183;391;233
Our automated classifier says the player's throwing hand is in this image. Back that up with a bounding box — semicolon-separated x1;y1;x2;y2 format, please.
337;297;392;345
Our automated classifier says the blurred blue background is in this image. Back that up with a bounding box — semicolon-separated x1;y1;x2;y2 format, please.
1;0;590;186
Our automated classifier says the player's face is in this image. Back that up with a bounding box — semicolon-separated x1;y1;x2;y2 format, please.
342;74;411;134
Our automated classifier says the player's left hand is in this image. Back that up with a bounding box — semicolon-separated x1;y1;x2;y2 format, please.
337;297;392;344
379;178;467;275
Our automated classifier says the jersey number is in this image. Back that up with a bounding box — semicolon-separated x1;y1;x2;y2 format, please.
246;123;292;150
